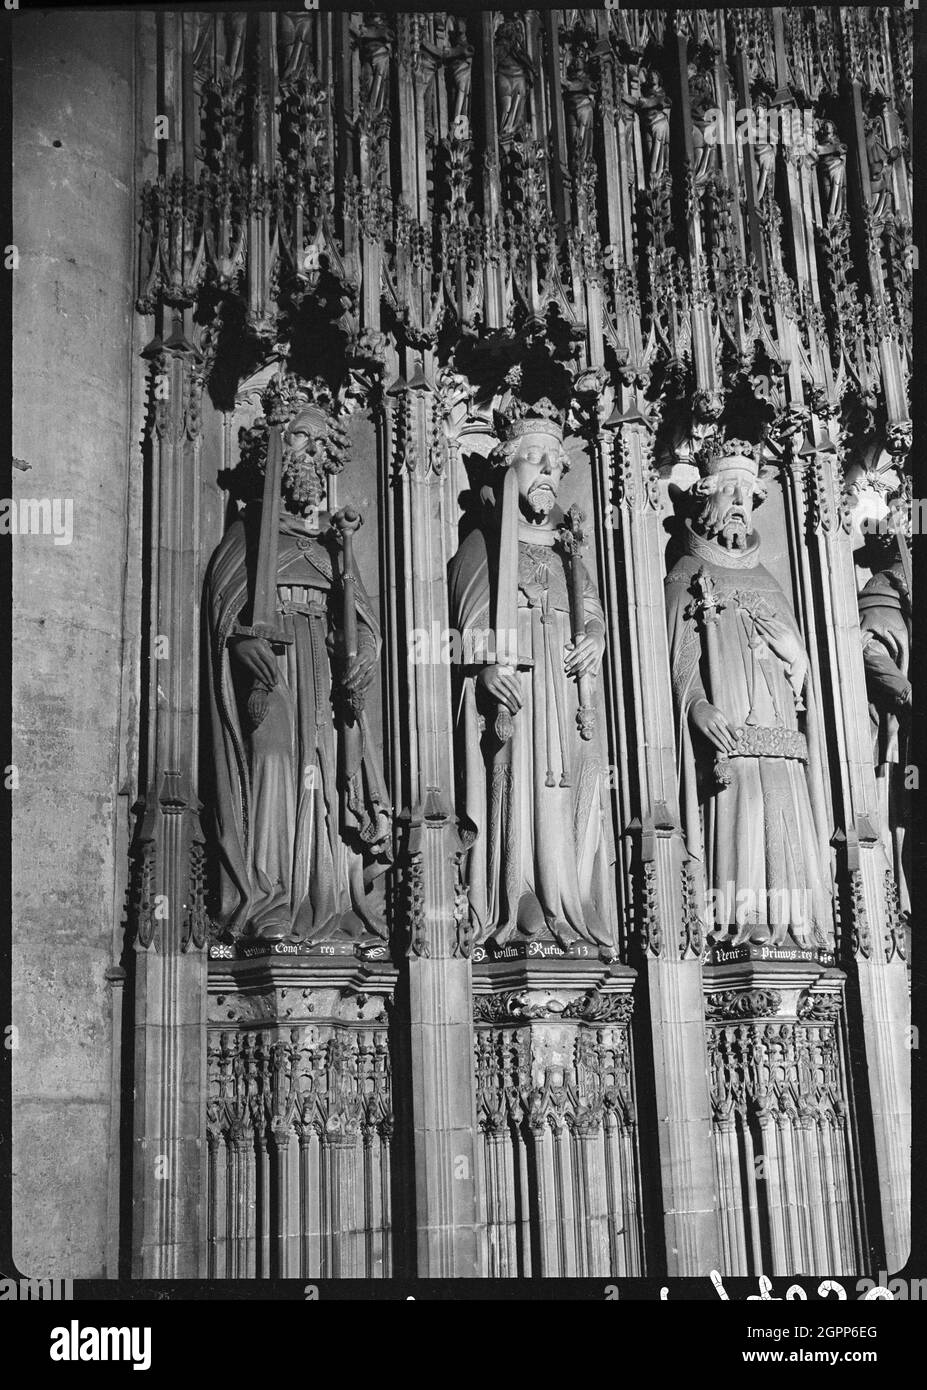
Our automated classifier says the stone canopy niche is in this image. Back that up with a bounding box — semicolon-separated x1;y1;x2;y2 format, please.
127;8;911;1280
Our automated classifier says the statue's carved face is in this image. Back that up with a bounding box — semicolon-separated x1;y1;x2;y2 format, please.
697;464;757;549
512;431;564;520
284;423;310;458
283;405;321;461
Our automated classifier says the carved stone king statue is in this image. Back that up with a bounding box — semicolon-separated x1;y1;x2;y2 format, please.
448;399;618;960
205;388;391;945
665;441;833;950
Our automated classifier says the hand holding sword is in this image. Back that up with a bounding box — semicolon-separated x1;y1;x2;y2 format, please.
689;569;736;786
490;466;523;744
557;505;599;739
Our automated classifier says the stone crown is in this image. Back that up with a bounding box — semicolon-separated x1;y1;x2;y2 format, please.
699;437;762;476
497;396;565;443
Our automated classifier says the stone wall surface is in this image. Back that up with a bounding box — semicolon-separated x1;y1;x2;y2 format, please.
12;11;138;1278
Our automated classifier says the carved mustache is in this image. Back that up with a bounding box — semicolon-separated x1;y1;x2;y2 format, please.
527;479;556;504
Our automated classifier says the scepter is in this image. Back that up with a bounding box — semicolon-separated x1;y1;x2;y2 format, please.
242;423;293;728
331;507;364;715
558;503;596;740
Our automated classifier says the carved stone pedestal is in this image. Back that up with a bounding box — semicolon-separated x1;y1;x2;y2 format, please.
704;956;864;1278
472;955;641;1277
205;954;401;1279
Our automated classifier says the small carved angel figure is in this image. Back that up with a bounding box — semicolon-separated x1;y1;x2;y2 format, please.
865;114;900;221
753;97;776;203
563;50;596;169
687;60;717;186
638;65;671;182
446;17;474;127
495;18;537;139
278;13;316;87
815;117;847;221
356;12;392;120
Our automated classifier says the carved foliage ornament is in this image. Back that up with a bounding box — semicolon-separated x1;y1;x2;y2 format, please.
705;988;782;1022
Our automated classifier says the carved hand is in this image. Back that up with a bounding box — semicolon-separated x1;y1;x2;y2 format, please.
228;635;278;688
753;612;808;697
341;649;377;697
690;698;736;755
477;664;523;714
564;631;604;679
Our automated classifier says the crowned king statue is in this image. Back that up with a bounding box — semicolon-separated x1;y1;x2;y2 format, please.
204;378;391;945
664;440;833;949
448;398;619;959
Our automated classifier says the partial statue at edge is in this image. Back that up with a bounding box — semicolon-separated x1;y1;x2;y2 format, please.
858;505;911;916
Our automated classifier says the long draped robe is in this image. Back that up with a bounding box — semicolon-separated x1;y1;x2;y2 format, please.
665;527;832;949
448;520;618;956
205;509;391;941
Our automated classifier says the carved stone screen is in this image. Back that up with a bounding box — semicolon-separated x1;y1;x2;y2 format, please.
9;5;913;1290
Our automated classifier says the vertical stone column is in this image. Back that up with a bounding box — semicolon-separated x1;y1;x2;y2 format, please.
130;324;209;1278
130;19;209;1278
610;424;720;1276
11;10;141;1278
381;18;481;1277
389;372;481;1276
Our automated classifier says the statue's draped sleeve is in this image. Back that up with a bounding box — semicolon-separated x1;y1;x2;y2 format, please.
204;518;254;931
448;525;493;661
664;560;707;862
447;528;494;925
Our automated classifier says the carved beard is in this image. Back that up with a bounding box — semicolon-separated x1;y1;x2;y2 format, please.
719;512;749;549
699;502;750;549
524;479;557;519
